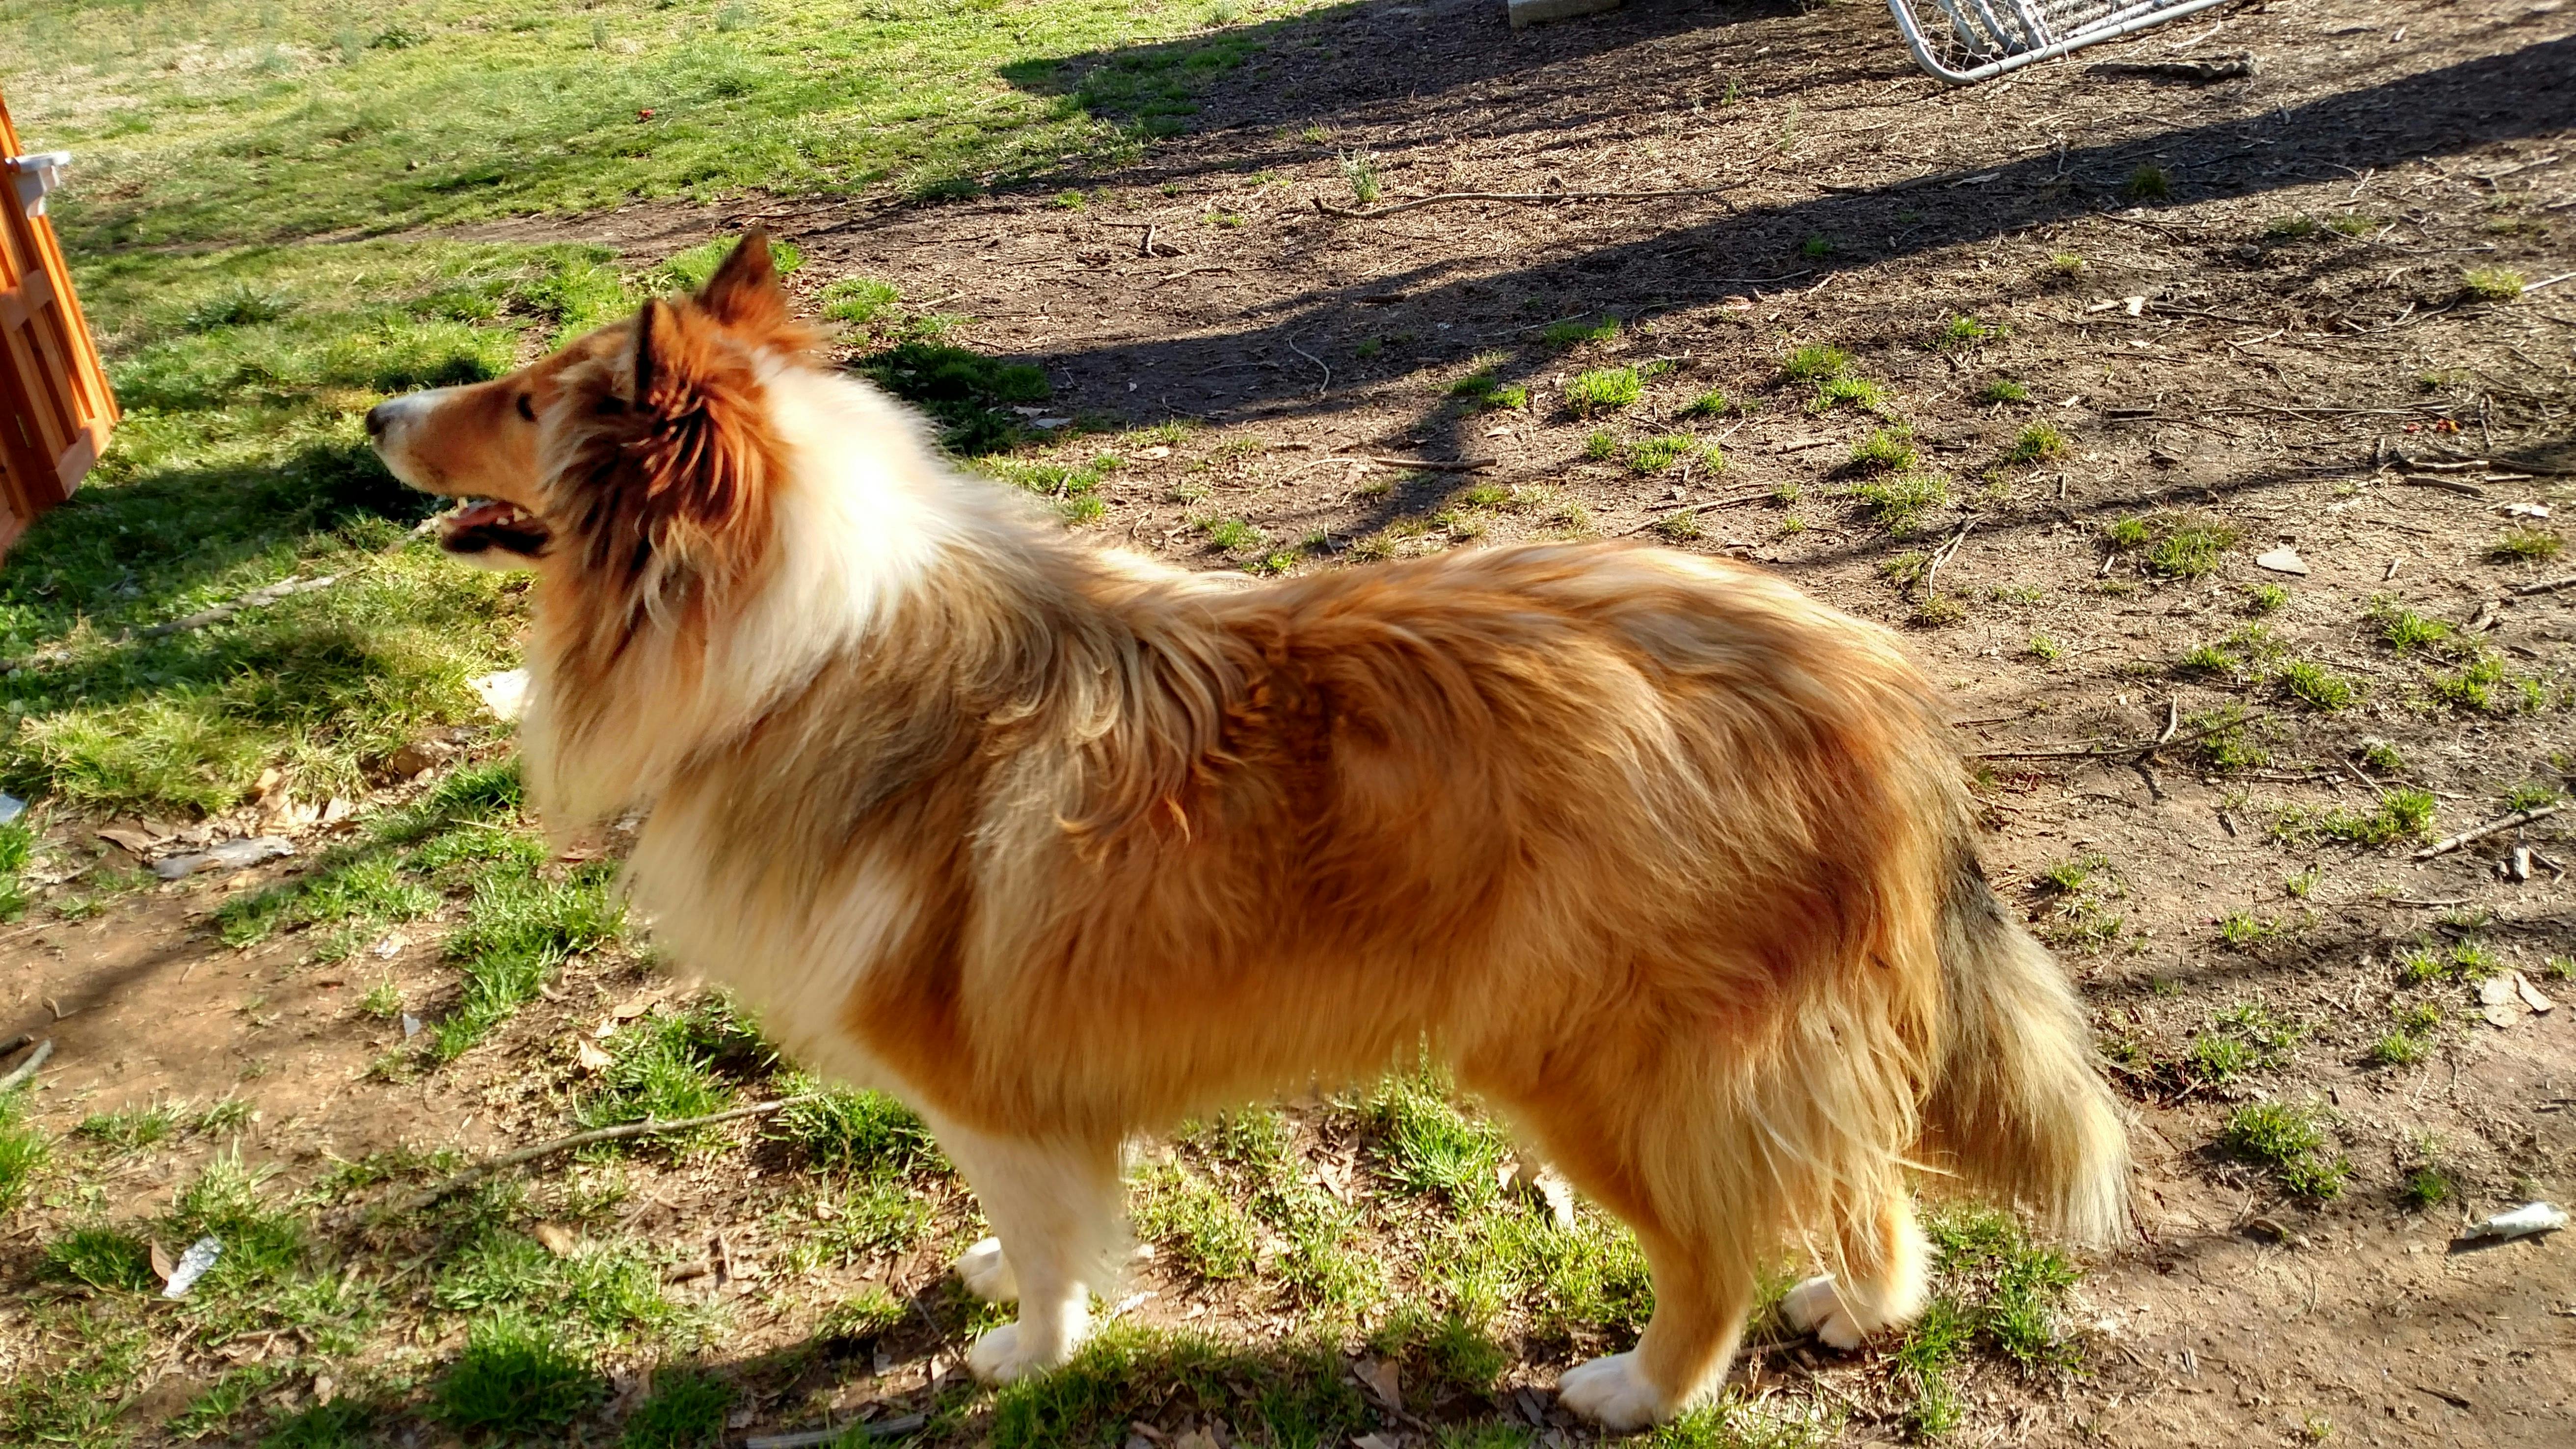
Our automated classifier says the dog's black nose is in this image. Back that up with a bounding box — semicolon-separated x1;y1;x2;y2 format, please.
364;402;392;439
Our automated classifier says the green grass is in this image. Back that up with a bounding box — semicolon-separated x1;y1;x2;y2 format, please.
2124;164;2172;201
1627;434;1701;474
576;997;766;1152
431;858;624;1061
1541;316;1622;349
1893;1210;2082;1434
2401;1166;2454;1209
1201;517;1266;553
1132;1160;1261;1279
2368;598;2453;653
2007;423;2067;464
2460;267;2526;302
1365;1068;1509;1207
2277;660;2358;712
1808;375;1894;416
1849;470;1949;535
1564;367;1642;417
2274;788;2438;848
1935;314;1999;350
1681;388;1733;418
620;1370;734;1449
2147;519;2240;577
2220;1102;2349;1200
767;1076;936;1174
1340;149;1382;205
8;1;1344;251
1977;378;2031;404
0;1086;48;1213
1779;345;1852;381
2492;527;2562;562
1848;426;1917;474
988;1325;1367;1449
2185;1000;2305;1082
2266;215;2321;242
43;1225;161;1293
2244;582;2288;614
2187;705;2270;772
75;1100;185;1153
434;1311;606;1436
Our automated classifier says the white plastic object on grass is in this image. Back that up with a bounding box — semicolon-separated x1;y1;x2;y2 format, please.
2460;1202;2569;1244
162;1236;221;1298
5;152;71;218
469;669;529;723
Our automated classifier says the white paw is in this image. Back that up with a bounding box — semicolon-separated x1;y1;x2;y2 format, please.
955;1236;1018;1303
1556;1351;1668;1431
966;1321;1072;1385
1782;1274;1866;1350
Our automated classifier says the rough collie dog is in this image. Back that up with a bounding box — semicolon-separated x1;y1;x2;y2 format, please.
367;233;2126;1429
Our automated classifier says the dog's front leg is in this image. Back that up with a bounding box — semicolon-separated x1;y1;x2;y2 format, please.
932;1120;1126;1384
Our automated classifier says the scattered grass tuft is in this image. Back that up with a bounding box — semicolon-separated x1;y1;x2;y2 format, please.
1977;378;2032;404
1564;367;1642;417
2007;423;2067;465
2220;1101;2348;1200
1779;345;1852;381
2124;164;2172;201
435;1312;605;1436
1541;316;1621;349
1849;471;1950;535
1808;375;1895;416
2460;267;2526;302
1848;426;1918;474
2275;788;2437;848
2492;527;2562;562
2277;660;2358;712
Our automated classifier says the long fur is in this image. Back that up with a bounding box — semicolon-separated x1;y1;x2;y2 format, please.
370;234;2129;1423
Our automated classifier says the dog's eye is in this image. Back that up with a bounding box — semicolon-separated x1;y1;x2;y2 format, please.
514;394;537;423
594;395;629;416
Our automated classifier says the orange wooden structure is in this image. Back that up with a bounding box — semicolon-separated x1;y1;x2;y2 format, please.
0;88;115;553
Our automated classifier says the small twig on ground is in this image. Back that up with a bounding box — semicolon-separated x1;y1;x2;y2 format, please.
365;1096;815;1222
2525;271;2576;294
2513;573;2576;596
1284;331;1329;398
1622;489;1780;535
2412;803;2562;860
2395;475;2486;497
1312;184;1732;220
0;1038;53;1094
1972;709;2272;762
0;574;342;674
1918;517;1977;598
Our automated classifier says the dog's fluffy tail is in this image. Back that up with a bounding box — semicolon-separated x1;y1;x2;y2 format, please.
1923;849;2130;1245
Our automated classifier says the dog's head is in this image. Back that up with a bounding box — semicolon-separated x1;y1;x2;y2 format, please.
367;230;811;598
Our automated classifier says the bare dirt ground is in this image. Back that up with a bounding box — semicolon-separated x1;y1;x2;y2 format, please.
9;0;2576;1445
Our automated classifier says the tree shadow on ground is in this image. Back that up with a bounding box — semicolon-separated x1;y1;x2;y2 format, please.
982;28;2576;547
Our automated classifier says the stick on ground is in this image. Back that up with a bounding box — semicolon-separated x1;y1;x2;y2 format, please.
366;1095;816;1222
2411;802;2563;860
0;1037;51;1094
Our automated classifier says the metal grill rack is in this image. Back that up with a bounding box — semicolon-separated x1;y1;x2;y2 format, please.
1888;0;2232;83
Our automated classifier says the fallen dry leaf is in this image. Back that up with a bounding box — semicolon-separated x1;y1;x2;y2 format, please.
1356;1357;1403;1413
575;1039;615;1072
149;1241;175;1284
533;1223;579;1257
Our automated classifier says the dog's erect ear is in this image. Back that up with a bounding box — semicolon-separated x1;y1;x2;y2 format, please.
617;295;778;567
696;229;791;336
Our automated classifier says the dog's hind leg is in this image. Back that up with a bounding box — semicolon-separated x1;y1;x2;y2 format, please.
1781;1189;1930;1350
933;1122;1124;1385
1497;1067;1762;1431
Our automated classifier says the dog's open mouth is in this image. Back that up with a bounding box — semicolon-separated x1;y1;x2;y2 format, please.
441;498;551;558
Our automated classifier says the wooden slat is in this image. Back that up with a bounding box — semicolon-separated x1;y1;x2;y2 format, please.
0;84;117;541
